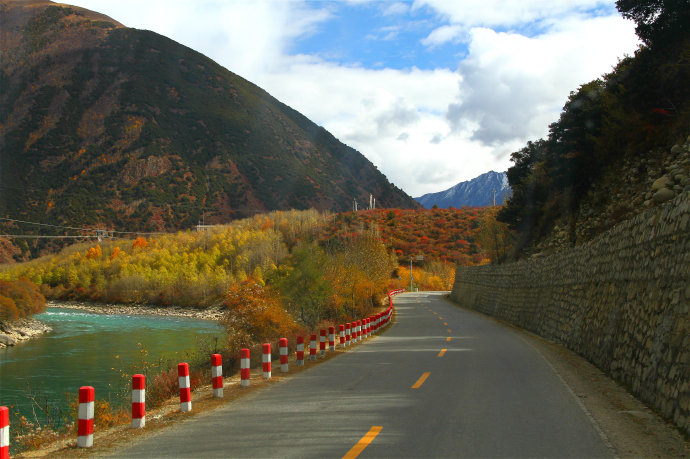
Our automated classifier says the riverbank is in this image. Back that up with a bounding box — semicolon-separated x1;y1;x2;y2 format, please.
0;317;52;348
46;300;225;321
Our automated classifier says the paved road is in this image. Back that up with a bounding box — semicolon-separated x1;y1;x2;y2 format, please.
112;292;613;458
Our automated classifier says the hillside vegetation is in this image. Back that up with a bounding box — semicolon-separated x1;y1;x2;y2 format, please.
0;209;484;326
0;2;417;260
498;0;690;255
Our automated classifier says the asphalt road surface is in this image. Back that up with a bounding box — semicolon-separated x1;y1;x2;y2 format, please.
111;292;613;458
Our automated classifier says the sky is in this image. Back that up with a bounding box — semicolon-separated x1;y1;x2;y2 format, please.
64;0;640;198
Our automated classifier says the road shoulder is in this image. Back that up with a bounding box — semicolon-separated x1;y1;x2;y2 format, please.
445;296;689;458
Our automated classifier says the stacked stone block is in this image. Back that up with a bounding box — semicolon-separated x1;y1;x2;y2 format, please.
451;191;690;436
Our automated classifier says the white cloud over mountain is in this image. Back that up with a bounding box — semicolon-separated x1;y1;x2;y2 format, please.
65;0;639;197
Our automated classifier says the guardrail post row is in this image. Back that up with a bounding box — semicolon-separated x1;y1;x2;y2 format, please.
211;354;223;398
132;374;145;428
1;406;9;459
329;326;335;351
280;338;289;373
78;386;94;448
241;349;251;387
178;363;192;412
339;324;345;347
310;334;317;360
320;329;326;356
262;343;272;379
296;336;305;366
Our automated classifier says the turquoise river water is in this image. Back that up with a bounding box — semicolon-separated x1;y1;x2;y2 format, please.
0;307;225;422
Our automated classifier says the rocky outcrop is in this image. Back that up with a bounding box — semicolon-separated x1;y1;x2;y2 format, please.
0;318;52;348
451;190;690;436
535;133;690;254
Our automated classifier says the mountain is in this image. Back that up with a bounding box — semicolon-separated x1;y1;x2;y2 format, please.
0;1;418;256
414;171;511;209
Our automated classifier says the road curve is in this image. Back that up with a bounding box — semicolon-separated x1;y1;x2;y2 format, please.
110;292;613;458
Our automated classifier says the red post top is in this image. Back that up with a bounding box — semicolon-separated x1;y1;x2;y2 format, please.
132;374;145;390
177;363;189;377
79;386;95;403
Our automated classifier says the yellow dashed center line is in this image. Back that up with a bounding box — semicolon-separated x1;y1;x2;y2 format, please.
437;349;447;357
447;328;452;333
446;337;451;342
411;372;431;389
342;426;383;459
443;322;448;326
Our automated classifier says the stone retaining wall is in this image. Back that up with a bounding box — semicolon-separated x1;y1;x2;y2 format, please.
450;191;690;436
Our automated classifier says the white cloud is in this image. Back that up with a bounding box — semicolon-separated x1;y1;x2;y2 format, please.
383;2;410;16
415;0;614;30
446;14;639;147
63;0;640;198
421;24;464;47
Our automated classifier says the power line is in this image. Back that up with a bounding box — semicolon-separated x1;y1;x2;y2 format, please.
0;217;164;236
0;235;100;239
0;217;100;233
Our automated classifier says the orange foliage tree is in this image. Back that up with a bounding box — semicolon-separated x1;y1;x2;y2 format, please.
0;278;46;321
221;280;301;352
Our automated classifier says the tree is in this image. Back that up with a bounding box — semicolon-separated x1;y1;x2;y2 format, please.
476;208;513;264
616;0;690;48
272;242;332;328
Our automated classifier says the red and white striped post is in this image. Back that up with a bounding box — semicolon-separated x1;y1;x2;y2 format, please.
363;318;369;339
320;329;326;356
279;338;289;373
328;326;335;351
296;336;305;366
178;363;192;412
345;323;351;346
77;386;94;448
373;314;379;333
211;354;223;398
262;343;272;379
241;349;250;387
309;334;317;360
339;324;345;347
356;320;362;342
132;374;145;428
1;406;9;459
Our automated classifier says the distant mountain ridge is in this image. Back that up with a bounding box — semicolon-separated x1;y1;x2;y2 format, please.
414;171;511;208
0;1;418;257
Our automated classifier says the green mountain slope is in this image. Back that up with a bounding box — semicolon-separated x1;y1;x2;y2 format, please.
0;1;418;257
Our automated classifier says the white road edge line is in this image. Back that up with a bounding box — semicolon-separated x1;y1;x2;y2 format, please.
518;335;619;459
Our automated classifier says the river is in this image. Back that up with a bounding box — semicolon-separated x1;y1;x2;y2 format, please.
0;307;225;424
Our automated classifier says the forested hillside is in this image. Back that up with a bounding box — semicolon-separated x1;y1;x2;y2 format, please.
0;1;417;260
498;0;690;256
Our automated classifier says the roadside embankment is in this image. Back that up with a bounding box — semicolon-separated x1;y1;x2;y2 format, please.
450;190;690;437
0;318;51;348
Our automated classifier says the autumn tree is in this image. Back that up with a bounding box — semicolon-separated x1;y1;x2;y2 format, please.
477;207;514;264
271;242;332;328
